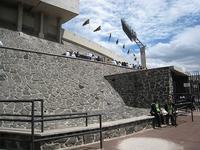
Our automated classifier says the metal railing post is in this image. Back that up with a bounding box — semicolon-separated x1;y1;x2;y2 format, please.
31;101;35;150
0;99;104;149
191;108;194;122
85;113;88;127
99;114;103;149
41;100;44;132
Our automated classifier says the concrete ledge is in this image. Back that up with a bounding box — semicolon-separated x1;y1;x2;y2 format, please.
0;115;153;137
0;115;153;150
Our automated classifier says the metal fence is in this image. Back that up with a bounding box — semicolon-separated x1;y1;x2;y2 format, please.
189;72;200;110
0;99;103;150
173;93;194;122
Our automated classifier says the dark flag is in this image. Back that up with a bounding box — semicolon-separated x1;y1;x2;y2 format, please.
108;33;112;41
93;26;101;32
123;44;125;49
82;19;90;26
116;39;119;44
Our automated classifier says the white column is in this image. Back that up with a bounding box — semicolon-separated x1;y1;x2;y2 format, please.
140;46;147;69
17;3;23;32
39;12;44;38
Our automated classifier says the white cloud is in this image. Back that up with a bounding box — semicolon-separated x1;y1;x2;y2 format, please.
63;0;200;71
147;25;200;71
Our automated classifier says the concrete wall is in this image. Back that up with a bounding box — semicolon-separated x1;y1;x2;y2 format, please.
0;2;61;41
0;4;17;27
63;31;127;62
41;0;79;15
33;0;79;22
105;67;173;108
63;40;106;59
2;0;79;23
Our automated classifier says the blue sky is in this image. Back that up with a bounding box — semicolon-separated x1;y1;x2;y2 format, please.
63;0;200;72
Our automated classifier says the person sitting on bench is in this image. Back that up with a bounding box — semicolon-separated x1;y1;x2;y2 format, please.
150;100;161;128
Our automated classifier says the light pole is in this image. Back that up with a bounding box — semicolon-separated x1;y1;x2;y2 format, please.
121;18;147;69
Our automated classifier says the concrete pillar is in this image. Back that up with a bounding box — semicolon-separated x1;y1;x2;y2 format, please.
57;18;62;43
140;46;147;69
17;3;23;32
39;12;44;38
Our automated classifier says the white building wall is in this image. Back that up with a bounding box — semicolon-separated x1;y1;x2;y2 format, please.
41;0;79;14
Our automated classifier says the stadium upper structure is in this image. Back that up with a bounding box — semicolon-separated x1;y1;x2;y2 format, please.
0;0;127;63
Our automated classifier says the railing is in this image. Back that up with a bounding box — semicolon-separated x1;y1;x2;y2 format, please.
189;72;200;111
173;93;192;103
173;93;194;122
0;46;137;70
0;99;103;150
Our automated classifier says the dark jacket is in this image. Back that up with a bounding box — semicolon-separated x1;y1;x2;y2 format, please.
150;103;160;115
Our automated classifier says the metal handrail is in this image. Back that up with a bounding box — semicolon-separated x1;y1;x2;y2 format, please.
0;113;88;118
174;100;194;122
0;99;43;102
0;99;103;150
0;112;88;118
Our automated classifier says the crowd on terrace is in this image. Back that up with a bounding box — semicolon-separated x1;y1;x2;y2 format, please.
111;60;143;70
63;51;103;61
0;39;142;70
63;50;143;70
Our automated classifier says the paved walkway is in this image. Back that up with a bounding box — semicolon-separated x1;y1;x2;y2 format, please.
67;112;200;150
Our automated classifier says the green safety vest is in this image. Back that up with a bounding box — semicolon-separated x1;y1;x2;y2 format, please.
156;103;160;112
168;104;173;114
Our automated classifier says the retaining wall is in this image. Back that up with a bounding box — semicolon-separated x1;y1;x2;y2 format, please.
105;67;173;108
0;46;148;129
0;28;106;59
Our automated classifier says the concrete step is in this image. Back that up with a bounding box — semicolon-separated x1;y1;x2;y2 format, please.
0;115;153;150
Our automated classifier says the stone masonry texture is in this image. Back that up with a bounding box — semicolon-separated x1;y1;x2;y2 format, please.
0;28;105;59
0;26;188;150
0;28;151;130
105;67;173;108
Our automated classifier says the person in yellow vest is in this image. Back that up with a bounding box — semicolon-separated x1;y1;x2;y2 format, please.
164;95;176;126
150;100;161;128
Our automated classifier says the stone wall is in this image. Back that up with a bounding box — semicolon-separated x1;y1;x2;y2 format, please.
105;67;173;108
0;28;106;59
0;28;151;130
0;47;149;129
0;28;65;54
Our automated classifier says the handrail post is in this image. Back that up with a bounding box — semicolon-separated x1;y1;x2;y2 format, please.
31;101;35;150
41;100;44;132
85;113;88;127
99;114;103;149
191;108;194;122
